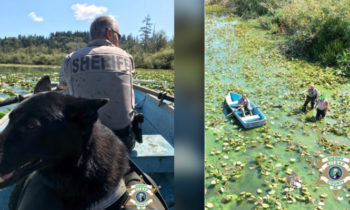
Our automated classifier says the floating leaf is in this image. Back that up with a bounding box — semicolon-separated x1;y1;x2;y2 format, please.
320;193;328;199
206;202;214;208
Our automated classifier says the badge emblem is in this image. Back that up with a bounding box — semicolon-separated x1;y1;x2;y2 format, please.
124;179;158;209
316;153;350;194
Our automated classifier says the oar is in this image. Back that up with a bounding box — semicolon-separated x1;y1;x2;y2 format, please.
0;93;31;107
271;105;283;108
253;105;283;109
0;86;58;108
231;103;283;110
52;82;175;103
212;112;234;127
0;84;174;108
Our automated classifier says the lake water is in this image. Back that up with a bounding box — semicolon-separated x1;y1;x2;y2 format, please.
0;66;59;113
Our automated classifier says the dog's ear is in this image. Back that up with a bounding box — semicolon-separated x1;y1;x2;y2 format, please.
64;98;109;125
34;76;52;94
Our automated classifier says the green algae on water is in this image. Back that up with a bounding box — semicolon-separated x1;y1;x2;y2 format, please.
205;14;350;210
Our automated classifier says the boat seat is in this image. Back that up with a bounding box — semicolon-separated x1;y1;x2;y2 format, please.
235;110;250;115
229;101;238;107
130;134;174;173
242;115;260;122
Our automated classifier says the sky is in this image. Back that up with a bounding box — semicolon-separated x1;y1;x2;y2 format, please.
0;0;174;39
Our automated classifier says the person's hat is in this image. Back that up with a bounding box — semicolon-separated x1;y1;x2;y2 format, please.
320;95;325;100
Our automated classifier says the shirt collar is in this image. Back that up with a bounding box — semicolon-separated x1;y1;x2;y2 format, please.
88;39;115;47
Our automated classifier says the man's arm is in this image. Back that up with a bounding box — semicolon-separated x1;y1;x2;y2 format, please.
57;62;67;91
130;56;136;75
315;100;319;109
58;69;67;91
299;89;308;95
57;55;71;91
237;98;243;106
325;101;329;111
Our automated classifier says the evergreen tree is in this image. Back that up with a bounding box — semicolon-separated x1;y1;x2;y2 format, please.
139;15;152;52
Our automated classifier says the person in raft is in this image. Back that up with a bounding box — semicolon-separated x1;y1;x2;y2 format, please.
300;85;319;111
238;94;253;117
315;94;329;120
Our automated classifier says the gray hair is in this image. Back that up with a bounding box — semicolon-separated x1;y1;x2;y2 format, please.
90;16;119;40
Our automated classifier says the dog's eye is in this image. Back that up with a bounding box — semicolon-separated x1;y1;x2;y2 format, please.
26;119;41;129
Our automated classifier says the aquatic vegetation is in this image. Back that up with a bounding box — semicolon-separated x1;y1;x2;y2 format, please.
206;0;350;75
0;66;174;115
205;15;350;209
134;69;174;95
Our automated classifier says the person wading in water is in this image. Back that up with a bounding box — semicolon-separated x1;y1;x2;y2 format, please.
315;94;329;120
300;85;319;112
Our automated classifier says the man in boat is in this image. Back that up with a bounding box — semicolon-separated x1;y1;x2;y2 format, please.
315;94;329;120
301;85;319;111
58;16;138;151
238;94;253;117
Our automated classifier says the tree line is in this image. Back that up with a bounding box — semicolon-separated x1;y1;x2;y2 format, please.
0;15;174;69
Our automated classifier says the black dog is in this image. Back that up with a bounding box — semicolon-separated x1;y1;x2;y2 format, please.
0;76;129;209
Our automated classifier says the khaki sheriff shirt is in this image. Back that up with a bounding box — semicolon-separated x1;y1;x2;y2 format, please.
59;39;135;130
307;88;318;98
